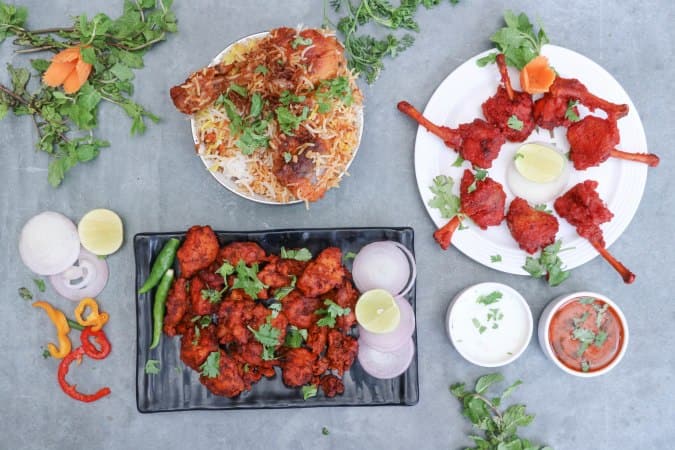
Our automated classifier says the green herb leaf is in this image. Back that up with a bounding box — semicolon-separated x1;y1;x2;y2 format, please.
522;239;571;287
279;90;306;106
249;92;263;118
254;65;268;75
285;326;308;348
275;105;309;135
490;254;502;263
302;384;318;400
483;11;549;69
228;83;247;97
594;330;608;347
144;359;161;375
507;114;524;131
477;291;503;306
248;322;281;360
232;260;267;298
565;99;580;122
18;287;33;301
344;251;357;260
41;348;51;359
534;204;552;214
199;351;221;378
316;299;351;328
428;175;460;219
280;247;312;262
322;427;330;436
475;373;504;394
578;296;595;305
467;168;488;193
514;152;525;160
291;35;313;49
283;151;292;163
201;288;224;304
451;155;465;167
216;261;235;280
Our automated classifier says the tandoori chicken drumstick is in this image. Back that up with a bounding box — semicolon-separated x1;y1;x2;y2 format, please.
397;101;505;168
567;116;659;169
554;180;635;283
434;169;506;249
506;197;559;254
481;54;536;142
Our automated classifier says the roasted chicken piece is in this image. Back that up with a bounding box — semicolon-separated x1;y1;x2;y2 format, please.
297;247;346;297
533;76;628;130
554;180;635;283
281;291;321;329
506;198;559;254
177;225;220;278
218;241;267;266
319;374;345;398
273;131;331;202
434;169;506;250
216;293;256;345
169;63;233;115
180;324;218;371
397;101;505;168
232;342;278;375
163;277;189;337
567;116;659;170
281;348;316;387
326;330;358;376
189;275;216;316
199;350;247;398
481;54;535;142
258;255;307;288
306;324;328;355
333;281;358;332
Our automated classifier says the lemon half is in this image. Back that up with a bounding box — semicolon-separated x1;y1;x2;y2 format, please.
355;289;401;334
78;209;124;256
514;143;565;183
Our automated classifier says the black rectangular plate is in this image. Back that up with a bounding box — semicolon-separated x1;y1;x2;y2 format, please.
135;227;418;412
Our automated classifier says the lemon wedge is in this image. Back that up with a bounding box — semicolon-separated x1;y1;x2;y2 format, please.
514;143;565;183
355;289;401;334
78;209;124;256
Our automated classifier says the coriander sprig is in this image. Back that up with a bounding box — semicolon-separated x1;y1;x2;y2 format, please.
0;0;177;186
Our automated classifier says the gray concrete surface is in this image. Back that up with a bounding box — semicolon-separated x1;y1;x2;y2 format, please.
1;1;674;449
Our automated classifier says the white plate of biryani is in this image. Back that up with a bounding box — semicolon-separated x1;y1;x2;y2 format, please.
170;28;364;205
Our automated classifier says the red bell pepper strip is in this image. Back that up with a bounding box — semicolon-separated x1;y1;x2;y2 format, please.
80;327;111;360
57;347;111;403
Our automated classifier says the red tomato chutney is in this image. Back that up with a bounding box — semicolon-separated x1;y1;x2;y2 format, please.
548;296;624;373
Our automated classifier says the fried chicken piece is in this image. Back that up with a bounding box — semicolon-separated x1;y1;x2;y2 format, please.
296;29;343;84
481;54;535;142
216;293;256;345
281;348;316;387
232;342;278;375
169;63;233;114
397;102;505;168
180;324;218;371
506;198;559;254
273;131;331;202
306;324;328;355
282;291;321;329
177;225;220;278
297;247;346;297
567;116;659;170
460;169;506;229
549;77;629;119
163;277;189;337
218;241;267;266
319;374;345;398
326;330;358;376
554;180;613;247
197;268;225;290
533;92;578;130
199;350;247;398
258;255;307;288
189;275;216;316
333;281;358;332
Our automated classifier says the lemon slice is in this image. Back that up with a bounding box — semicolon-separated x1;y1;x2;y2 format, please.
514;143;565;183
355;289;401;334
78;209;124;256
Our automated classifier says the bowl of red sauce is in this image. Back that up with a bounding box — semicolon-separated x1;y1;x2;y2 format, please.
538;292;628;377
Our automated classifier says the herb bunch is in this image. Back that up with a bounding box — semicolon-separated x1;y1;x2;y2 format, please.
0;0;177;186
523;240;571;287
477;11;548;70
324;0;460;83
450;373;552;450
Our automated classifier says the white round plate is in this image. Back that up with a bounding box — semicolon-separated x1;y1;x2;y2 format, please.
190;31;364;205
413;44;648;274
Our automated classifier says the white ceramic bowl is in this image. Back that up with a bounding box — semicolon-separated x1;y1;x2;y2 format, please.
538;291;629;377
191;31;364;205
446;282;533;367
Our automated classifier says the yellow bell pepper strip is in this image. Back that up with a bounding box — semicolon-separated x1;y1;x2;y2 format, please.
74;298;109;331
32;301;71;359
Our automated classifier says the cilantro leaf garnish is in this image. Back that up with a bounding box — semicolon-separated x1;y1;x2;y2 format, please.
18;287;33;301
285;326;308;348
232;260;268;298
280;247;313;262
534;204;552;214
490;254;502;263
279;90;306;106
201;288;225;305
291;35;313;49
144;359;161;375
565;99;580;122
248;321;281;360
467;168;488;193
477;291;503;306
428;175;460;219
199;351;221;378
228;83;248;97
216;261;235;281
315;299;351;328
314;76;353;113
507;114;524;131
268;302;282;318
274;275;297;301
33;278;46;292
302;384;318;400
343;251;357;260
275;105;309;135
522;240;571;287
451;155;465;167
254;65;268;75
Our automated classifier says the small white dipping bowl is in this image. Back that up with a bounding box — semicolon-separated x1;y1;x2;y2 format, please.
538;291;629;378
446;282;533;367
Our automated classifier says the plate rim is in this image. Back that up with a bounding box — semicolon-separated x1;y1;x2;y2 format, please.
134;226;418;413
413;44;648;275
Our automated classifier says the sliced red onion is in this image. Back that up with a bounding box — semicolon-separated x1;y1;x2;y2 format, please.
352;241;416;297
49;247;109;301
19;211;80;275
357;337;415;380
358;296;415;352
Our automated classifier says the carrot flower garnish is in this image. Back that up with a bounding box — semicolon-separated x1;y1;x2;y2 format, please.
42;46;93;94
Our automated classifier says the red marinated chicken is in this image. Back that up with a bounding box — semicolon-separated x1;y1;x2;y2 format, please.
481;54;535;142
434;169;506;250
506;198;559;254
177;225;220;278
199;350;247;398
218;241;267;266
281;348;316;387
180;324;219;371
163;277;189;336
554;180;635;283
397;101;505;168
297;247;346;297
567;116;659;170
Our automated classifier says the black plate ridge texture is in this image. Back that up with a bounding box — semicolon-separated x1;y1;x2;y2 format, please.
134;227;418;413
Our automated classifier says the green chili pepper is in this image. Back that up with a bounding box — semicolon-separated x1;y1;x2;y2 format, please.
138;238;180;294
67;318;84;331
149;269;174;350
